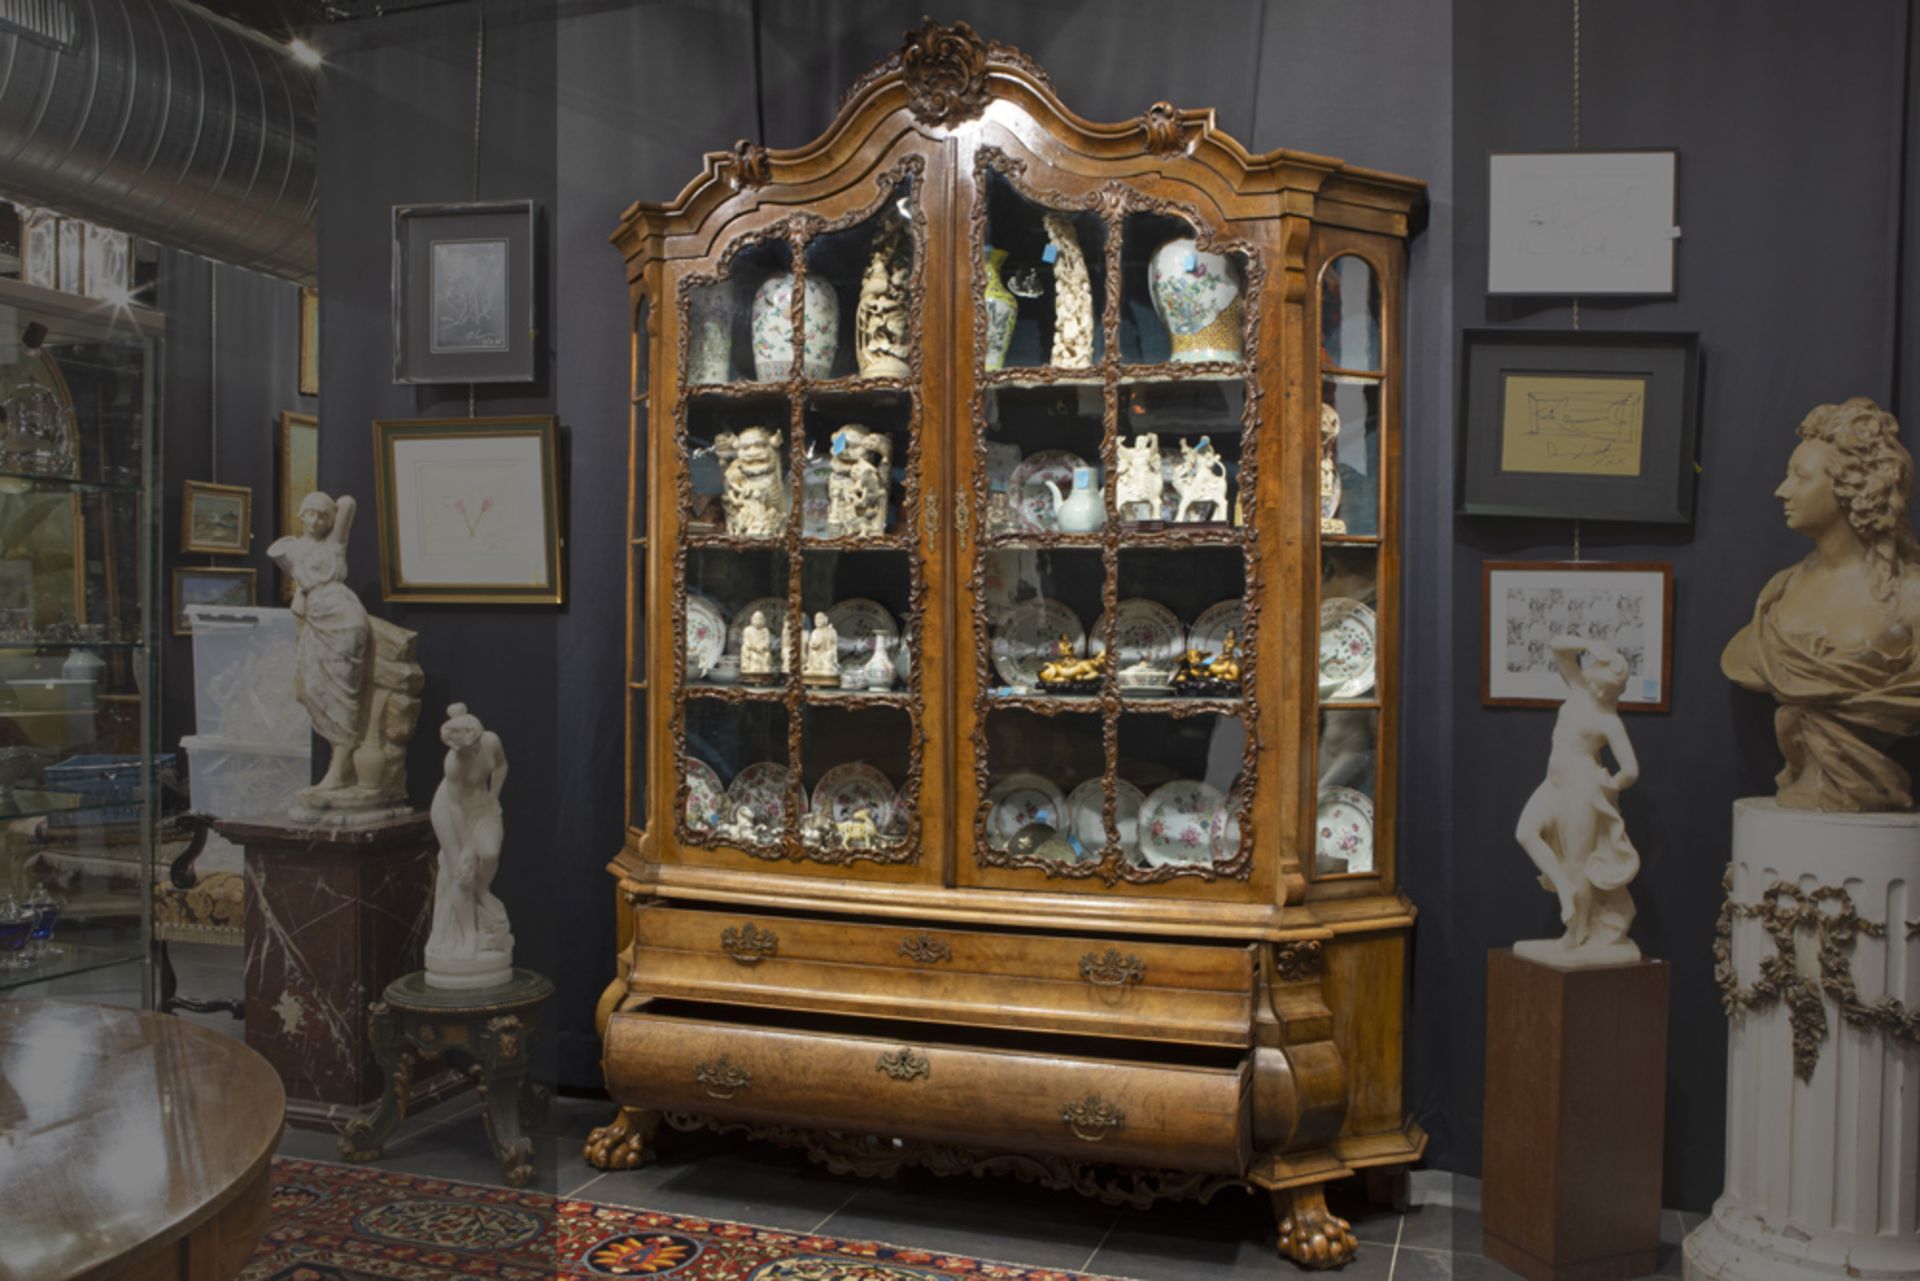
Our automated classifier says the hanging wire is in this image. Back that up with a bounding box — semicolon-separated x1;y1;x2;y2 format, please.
208;261;218;482
468;1;485;418
1569;0;1581;560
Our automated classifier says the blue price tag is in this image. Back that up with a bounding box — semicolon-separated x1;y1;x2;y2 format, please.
1184;250;1199;272
1041;243;1059;264
831;432;847;456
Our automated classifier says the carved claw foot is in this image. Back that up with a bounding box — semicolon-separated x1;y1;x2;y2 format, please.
1273;1184;1358;1270
498;1136;535;1188
583;1106;660;1170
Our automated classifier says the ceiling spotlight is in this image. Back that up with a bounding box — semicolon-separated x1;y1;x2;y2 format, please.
287;38;322;68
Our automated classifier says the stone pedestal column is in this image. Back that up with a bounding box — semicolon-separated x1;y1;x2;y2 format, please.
224;812;463;1130
1684;799;1920;1280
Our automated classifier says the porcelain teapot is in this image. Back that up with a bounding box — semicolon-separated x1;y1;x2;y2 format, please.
1043;467;1104;533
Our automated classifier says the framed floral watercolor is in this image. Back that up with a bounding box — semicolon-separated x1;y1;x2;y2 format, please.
371;415;562;604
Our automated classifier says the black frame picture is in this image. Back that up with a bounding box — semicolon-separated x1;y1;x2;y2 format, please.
391;199;536;384
1457;329;1701;524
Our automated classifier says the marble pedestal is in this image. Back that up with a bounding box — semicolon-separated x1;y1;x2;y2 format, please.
223;812;465;1131
1483;949;1669;1281
1684;799;1920;1280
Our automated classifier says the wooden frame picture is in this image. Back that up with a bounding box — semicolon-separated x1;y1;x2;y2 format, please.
298;286;319;397
278;411;318;601
171;566;256;636
371;414;562;604
391;199;536;384
180;480;252;555
1483;560;1673;712
1487;150;1679;296
1458;328;1701;524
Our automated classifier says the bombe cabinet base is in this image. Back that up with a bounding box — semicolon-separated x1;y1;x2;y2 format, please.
1482;949;1669;1281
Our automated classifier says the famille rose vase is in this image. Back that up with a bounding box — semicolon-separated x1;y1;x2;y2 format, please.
751;272;838;380
1148;237;1244;363
982;247;1017;371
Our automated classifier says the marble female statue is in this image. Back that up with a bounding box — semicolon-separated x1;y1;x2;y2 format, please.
1722;397;1920;811
1513;635;1642;967
423;703;514;989
269;493;372;792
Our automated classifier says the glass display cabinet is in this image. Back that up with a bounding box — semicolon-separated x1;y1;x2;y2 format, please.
595;22;1424;1269
0;278;161;998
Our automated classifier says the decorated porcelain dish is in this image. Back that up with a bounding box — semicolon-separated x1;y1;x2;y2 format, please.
686;594;727;678
985;771;1068;849
811;762;897;829
683;758;726;834
991;597;1085;688
826;597;899;667
1208;785;1245;862
728;596;789;656
1187;600;1244;662
1318;597;1377;700
1138;779;1225;866
1315;785;1375;874
726;761;791;827
1091;599;1184;676
1008;449;1090;533
1067;777;1146;864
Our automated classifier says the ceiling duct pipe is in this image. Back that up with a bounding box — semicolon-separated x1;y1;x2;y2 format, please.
0;0;318;284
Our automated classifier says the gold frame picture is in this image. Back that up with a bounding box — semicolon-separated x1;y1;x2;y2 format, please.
298;286;320;397
278;411;319;601
371;414;563;604
181;479;252;555
172;566;257;636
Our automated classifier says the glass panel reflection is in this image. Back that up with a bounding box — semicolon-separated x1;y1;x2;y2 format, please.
684;699;789;847
1315;708;1376;876
800;703;911;852
983;707;1100;861
685;237;793;387
1319;546;1378;704
685;547;788;689
984;549;1101;697
803;177;919;382
1118;712;1247;868
1320;255;1382;372
1320;377;1380;538
981;168;1107;371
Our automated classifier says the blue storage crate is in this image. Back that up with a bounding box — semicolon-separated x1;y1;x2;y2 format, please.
43;753;175;826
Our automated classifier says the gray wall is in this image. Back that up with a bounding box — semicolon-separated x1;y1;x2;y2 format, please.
289;0;1920;1209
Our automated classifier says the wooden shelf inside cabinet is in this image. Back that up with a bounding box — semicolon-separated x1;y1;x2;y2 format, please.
611;20;1424;1269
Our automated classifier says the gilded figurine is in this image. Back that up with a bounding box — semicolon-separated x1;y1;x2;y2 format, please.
1513;636;1641;967
1205;630;1242;683
714;426;788;537
1723;398;1920;811
1038;634;1105;686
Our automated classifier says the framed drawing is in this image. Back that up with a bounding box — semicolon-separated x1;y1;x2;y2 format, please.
172;566;256;636
1458;329;1700;523
1488;150;1679;296
278;411;319;600
391;200;536;384
371;414;562;604
298;286;319;396
1483;560;1673;712
180;480;252;555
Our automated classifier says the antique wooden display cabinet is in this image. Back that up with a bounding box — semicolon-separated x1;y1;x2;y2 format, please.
591;21;1425;1269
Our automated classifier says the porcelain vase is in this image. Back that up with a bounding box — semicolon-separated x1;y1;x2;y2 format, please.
751;272;838;381
982;247;1017;372
1148;237;1244;363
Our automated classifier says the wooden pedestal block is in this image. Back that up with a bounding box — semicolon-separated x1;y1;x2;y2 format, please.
1482;949;1669;1281
223;812;464;1130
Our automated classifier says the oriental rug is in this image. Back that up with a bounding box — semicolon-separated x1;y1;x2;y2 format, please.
244;1158;1123;1281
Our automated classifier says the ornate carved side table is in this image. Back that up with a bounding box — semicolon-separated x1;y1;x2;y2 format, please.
340;968;553;1187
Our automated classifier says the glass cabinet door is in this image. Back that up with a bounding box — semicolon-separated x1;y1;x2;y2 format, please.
957;153;1261;893
665;161;938;873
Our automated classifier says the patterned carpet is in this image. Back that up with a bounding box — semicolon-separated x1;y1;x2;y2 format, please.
246;1158;1122;1281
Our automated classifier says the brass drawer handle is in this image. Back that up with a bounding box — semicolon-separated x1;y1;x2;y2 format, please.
721;922;778;965
1061;1093;1125;1142
1079;948;1145;989
694;1056;752;1099
899;933;952;965
876;1047;930;1082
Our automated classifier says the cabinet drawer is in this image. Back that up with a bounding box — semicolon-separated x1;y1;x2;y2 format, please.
605;1007;1251;1174
630;905;1256;1047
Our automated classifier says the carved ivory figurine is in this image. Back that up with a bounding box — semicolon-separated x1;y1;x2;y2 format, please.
1722;398;1920;811
1172;436;1228;523
1513;635;1641;967
1320;403;1346;534
1117;433;1162;523
714;426;787;537
423;703;514;990
1043;212;1093;368
739;610;774;680
268;492;423;820
803;611;840;684
855;215;912;378
828;424;891;537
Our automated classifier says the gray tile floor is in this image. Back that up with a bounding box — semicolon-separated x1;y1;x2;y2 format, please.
20;949;1699;1280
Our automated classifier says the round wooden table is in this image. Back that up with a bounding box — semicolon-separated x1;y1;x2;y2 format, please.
0;1000;285;1281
